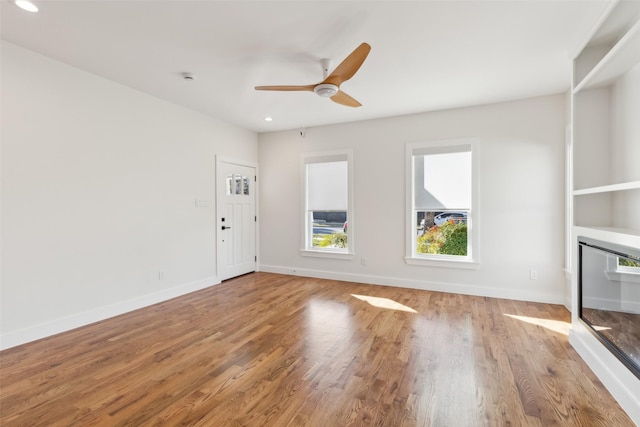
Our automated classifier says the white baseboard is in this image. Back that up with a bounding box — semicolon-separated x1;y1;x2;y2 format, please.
583;296;640;314
569;322;640;424
258;264;564;304
0;276;220;351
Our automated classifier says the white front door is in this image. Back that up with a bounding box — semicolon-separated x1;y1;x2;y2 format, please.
216;159;256;281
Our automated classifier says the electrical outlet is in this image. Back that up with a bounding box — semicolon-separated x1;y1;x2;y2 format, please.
159;271;165;280
361;257;367;266
529;269;538;280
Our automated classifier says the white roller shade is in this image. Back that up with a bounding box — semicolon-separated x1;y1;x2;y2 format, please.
307;161;348;211
415;150;471;209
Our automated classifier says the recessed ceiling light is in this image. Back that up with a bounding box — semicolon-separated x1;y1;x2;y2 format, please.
264;117;273;122
15;0;38;12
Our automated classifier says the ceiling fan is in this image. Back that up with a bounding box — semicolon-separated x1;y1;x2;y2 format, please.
255;42;371;108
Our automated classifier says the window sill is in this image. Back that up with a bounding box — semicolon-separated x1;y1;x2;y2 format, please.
404;256;480;270
300;249;355;260
606;270;640;284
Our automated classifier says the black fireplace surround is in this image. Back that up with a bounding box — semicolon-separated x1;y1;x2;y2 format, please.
578;236;640;380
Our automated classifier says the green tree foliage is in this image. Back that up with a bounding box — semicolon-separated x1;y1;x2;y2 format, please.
417;221;467;256
618;257;640;268
317;232;347;248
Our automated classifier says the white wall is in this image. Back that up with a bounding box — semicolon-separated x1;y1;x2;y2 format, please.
0;42;258;348
611;65;640;232
259;94;567;304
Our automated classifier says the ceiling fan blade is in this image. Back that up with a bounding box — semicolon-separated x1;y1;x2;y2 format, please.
254;85;315;92
330;90;362;108
322;43;371;87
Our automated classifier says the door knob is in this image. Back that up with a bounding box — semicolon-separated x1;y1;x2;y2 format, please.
222;225;231;230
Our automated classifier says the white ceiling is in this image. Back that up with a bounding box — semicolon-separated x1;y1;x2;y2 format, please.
1;0;611;133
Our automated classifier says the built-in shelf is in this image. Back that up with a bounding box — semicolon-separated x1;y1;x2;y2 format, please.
570;1;640;422
575;225;640;238
574;180;640;196
573;18;640;93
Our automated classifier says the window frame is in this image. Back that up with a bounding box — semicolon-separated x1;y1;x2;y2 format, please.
300;150;354;260
405;138;480;269
605;255;640;284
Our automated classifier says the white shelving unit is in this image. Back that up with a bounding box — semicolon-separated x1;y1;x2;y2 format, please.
569;1;640;422
573;18;640;92
572;0;640;230
573;180;640;195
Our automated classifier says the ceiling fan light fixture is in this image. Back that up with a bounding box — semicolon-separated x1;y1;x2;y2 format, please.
314;84;338;98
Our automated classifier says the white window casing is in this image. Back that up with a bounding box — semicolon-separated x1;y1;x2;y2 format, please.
301;150;354;260
405;138;480;268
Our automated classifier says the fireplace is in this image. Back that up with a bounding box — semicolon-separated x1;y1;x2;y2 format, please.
578;237;640;380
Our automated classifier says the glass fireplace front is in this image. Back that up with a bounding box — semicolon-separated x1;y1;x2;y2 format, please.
578;236;640;380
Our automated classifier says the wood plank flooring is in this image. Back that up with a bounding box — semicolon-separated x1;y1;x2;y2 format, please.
0;272;635;426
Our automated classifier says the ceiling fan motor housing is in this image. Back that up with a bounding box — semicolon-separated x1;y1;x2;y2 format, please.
314;83;338;97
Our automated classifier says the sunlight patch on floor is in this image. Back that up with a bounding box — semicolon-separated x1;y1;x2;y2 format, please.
504;314;571;336
305;300;354;358
351;294;417;313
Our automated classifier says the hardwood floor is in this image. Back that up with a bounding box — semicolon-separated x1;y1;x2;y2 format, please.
0;272;635;426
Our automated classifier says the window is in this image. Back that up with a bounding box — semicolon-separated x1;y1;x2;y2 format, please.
618;257;640;271
225;174;250;196
603;253;640;285
302;151;353;259
406;139;479;268
612;256;640;280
